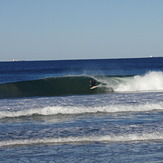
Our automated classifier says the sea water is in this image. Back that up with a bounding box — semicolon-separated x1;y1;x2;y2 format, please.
0;58;163;162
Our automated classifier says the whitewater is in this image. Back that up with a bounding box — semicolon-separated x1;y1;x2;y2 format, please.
1;58;163;162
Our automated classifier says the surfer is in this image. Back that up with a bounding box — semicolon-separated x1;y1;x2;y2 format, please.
90;80;96;88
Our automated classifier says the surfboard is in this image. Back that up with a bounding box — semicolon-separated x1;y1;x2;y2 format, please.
90;85;99;89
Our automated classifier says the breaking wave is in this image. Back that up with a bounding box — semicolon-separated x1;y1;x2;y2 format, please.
0;71;163;98
115;71;163;92
1;132;163;147
1;102;163;120
0;76;102;98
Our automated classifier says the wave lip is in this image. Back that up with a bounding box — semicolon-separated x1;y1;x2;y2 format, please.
1;132;163;147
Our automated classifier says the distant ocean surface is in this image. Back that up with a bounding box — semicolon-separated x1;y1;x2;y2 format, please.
1;57;163;162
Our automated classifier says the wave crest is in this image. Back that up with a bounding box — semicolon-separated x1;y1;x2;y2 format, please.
115;71;163;92
1;102;163;119
1;132;163;147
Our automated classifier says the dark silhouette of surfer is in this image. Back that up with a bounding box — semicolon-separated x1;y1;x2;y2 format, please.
90;79;114;91
90;80;96;88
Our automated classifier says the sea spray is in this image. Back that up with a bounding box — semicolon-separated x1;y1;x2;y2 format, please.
115;71;163;92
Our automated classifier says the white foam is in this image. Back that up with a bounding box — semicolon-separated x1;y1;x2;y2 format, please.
0;102;163;119
1;132;163;147
116;71;163;92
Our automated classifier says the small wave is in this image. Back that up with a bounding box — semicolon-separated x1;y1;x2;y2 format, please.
1;102;163;119
1;132;163;147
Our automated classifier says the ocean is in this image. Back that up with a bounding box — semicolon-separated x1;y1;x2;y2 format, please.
1;57;163;162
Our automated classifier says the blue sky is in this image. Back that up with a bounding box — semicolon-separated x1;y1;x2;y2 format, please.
0;0;163;61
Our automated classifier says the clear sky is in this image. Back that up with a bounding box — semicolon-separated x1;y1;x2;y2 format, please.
0;0;163;61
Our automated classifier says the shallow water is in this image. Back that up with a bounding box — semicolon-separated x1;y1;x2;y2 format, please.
0;92;163;162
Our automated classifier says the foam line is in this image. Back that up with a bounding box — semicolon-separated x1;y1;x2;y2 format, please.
1;132;163;147
1;102;163;119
